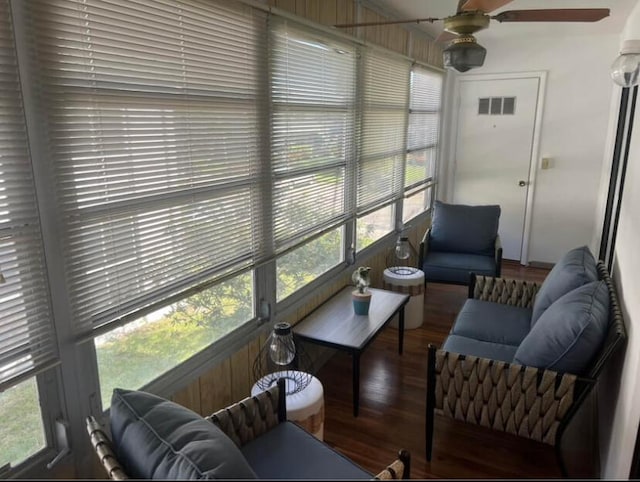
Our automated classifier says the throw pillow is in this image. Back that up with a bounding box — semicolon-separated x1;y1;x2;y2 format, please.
110;388;257;480
530;245;597;326
513;280;609;375
429;201;501;256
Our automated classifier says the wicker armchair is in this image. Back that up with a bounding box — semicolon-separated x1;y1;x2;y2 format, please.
87;379;410;479
425;261;626;477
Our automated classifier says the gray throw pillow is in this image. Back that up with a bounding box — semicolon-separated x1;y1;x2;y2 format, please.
110;388;257;480
531;245;598;326
513;280;609;375
429;201;501;256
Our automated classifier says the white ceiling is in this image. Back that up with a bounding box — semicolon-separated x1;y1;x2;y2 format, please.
365;0;636;42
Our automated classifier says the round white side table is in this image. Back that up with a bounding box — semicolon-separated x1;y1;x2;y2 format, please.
251;370;324;440
382;268;425;329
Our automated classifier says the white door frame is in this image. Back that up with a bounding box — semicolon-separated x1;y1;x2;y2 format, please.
447;71;547;265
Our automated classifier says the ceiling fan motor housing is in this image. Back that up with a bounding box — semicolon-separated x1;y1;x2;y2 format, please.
443;11;490;35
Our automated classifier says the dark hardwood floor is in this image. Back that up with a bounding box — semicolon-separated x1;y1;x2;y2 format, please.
317;261;573;479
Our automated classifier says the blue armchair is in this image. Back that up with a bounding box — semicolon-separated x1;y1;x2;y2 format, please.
418;201;502;285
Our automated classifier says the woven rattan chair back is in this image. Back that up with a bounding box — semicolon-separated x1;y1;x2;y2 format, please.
86;415;128;480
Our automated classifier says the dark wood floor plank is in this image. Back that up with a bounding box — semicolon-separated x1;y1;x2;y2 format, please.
317;261;567;479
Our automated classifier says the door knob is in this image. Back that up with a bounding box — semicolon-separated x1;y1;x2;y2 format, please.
518;180;527;187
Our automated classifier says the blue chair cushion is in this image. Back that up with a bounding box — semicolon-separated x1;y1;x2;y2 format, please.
110;388;256;480
514;281;610;374
423;252;497;284
531;245;598;326
451;299;532;346
241;421;372;479
442;334;518;363
429;201;501;256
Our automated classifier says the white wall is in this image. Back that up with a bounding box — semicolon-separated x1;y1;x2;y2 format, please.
598;3;640;477
443;32;619;264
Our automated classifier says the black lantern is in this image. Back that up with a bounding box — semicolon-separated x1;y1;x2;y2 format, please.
252;322;314;395
386;235;419;275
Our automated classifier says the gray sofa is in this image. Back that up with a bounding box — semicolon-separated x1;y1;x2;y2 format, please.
425;245;626;477
87;378;410;480
419;201;502;285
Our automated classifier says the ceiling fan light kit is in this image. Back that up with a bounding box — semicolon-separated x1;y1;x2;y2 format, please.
443;36;487;73
611;40;640;88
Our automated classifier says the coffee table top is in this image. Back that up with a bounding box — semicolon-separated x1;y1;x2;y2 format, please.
293;286;409;351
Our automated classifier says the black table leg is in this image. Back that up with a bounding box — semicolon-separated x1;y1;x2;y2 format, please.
352;352;360;417
398;307;405;355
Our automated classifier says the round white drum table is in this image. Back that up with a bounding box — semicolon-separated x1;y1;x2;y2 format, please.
382;268;425;329
251;370;325;440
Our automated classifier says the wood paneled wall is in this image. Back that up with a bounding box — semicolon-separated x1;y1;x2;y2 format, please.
267;0;443;67
171;216;431;416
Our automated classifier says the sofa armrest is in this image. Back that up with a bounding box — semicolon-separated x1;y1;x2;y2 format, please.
431;347;579;445
207;379;286;448
469;274;540;308
373;450;411;480
418;227;432;270
86;415;129;480
494;234;503;277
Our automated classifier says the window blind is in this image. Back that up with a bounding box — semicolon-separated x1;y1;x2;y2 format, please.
270;20;356;253
358;50;410;214
0;0;57;390
405;66;443;191
28;0;267;335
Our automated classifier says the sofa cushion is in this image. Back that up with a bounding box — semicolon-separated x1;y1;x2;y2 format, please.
423;252;497;284
442;334;518;363
110;388;256;480
241;421;372;479
429;201;501;256
531;245;597;326
514;280;609;374
451;299;532;346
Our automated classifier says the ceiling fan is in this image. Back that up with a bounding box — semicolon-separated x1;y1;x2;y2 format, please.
334;0;610;72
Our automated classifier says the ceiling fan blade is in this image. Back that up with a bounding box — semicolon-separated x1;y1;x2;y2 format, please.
436;30;458;44
494;8;610;23
334;17;439;28
460;0;514;14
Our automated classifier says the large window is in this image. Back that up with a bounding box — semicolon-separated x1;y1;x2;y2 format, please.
357;51;411;251
29;0;265;399
0;0;60;470
271;22;355;300
403;66;442;221
95;272;253;407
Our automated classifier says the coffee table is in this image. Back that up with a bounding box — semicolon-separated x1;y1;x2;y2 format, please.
293;286;409;417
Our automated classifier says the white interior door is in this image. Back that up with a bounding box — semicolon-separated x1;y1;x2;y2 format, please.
453;76;540;261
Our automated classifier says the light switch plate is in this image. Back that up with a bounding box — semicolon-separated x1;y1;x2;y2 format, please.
541;157;551;169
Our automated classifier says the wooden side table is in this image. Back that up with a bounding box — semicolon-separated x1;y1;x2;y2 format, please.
292;287;409;416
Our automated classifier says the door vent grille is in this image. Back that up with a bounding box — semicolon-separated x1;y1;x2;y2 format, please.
479;96;516;115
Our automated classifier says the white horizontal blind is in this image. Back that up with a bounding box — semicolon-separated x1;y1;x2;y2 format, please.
0;0;57;390
405;66;443;190
358;50;410;214
270;20;356;253
28;0;267;335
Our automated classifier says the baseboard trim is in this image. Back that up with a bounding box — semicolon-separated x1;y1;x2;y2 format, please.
528;261;554;269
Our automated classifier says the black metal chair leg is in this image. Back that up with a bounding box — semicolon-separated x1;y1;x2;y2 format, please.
426;345;436;461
